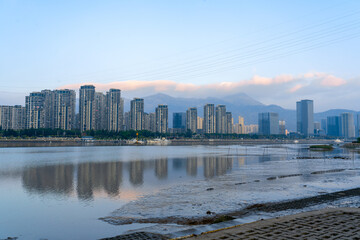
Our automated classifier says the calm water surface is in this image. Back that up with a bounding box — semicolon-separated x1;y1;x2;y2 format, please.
0;144;358;240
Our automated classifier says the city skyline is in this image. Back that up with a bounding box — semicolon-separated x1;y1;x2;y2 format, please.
1;85;360;136
1;1;360;111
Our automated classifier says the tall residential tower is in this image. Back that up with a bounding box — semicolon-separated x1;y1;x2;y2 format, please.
296;100;314;136
79;85;96;132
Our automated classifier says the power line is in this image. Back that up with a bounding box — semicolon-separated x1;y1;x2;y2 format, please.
66;3;357;83
74;12;360;82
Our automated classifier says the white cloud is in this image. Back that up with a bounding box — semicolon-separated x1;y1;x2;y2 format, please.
7;72;354;111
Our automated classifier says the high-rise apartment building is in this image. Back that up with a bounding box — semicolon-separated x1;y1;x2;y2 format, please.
149;112;156;132
130;98;144;130
197;116;203;131
53;89;76;130
155;104;168;133
0;106;13;130
327;116;341;137
313;121;321;135
26;92;45;129
41;90;56;129
143;113;151;131
279;120;286;135
238;116;244;126
357;114;360;137
245;124;259;134
215;105;226;134
186;107;197;133
11;105;26;130
25;89;75;130
106;89;123;131
124;111;131;131
173;112;186;129
321;119;327;134
340;112;355;139
258;112;279;135
79;85;96;132
296;99;314;136
204;104;215;134
95;92;106;131
225;112;233;134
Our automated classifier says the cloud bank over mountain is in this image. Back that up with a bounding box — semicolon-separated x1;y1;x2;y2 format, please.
59;72;359;111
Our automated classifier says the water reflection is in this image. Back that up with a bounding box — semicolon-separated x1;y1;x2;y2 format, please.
155;158;168;179
22;164;74;195
186;157;198;177
17;155;235;201
129;161;144;186
77;162;122;200
203;156;233;178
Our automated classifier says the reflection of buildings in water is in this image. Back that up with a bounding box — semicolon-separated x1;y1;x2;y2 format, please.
172;158;186;170
186;157;198;177
237;157;245;167
203;156;216;178
77;162;123;200
155;158;168;179
129;161;144;186
22;164;74;195
77;163;93;200
102;162;122;196
258;155;279;162
203;156;233;178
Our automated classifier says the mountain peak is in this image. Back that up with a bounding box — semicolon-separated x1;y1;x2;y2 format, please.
222;92;264;106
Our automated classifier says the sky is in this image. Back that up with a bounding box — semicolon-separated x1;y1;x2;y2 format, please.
1;0;360;112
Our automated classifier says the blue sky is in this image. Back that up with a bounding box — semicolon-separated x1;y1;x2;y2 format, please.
1;0;360;111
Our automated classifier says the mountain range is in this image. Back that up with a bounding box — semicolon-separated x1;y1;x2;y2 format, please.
123;93;359;131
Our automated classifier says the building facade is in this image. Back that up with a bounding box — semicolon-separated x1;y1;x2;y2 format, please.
0;106;13;130
258;112;279;135
155;105;168;133
79;85;96;132
94;92;106;131
327;116;341;137
186;107;197;133
173;112;186;129
106;89;123;131
11;105;26;130
130;98;144;130
340;112;355;139
204;104;215;134
296;99;314;137
215;105;226;134
53;89;76;130
225;112;233;134
26;92;45;129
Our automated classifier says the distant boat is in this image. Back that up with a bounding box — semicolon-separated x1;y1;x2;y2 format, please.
334;139;343;143
126;138;145;145
294;140;299;144
147;138;171;146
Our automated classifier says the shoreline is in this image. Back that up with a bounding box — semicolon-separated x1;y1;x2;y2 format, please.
101;187;360;226
0;138;336;148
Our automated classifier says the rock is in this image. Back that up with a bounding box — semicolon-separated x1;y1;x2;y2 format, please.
267;176;277;180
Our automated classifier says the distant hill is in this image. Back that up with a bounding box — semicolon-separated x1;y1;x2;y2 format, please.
123;93;359;131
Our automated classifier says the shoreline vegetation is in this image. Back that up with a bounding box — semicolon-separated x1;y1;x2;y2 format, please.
0;138;343;148
0;128;348;148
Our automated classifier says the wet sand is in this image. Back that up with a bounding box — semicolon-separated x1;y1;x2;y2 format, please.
101;187;360;226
